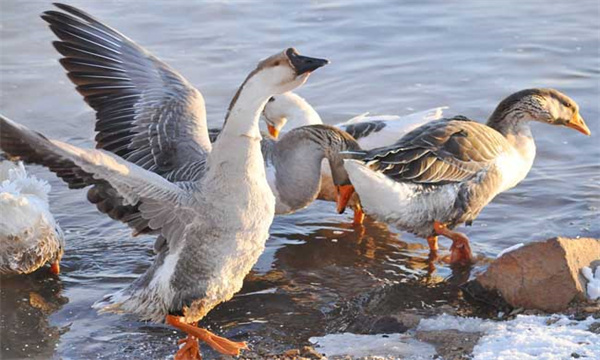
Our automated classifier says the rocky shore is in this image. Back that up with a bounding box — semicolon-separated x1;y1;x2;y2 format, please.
238;237;600;359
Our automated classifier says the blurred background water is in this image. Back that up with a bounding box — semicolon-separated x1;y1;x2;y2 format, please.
1;0;598;359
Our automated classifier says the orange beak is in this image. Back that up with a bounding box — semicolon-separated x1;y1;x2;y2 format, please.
267;124;280;138
49;260;60;275
336;184;355;214
566;113;591;136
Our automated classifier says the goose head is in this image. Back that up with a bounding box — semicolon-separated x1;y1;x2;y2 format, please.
263;92;322;138
226;48;328;127
488;88;590;136
259;48;329;92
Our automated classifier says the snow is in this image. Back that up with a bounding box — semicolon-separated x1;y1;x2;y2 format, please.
496;243;525;258
419;314;600;360
309;333;436;359
582;265;600;300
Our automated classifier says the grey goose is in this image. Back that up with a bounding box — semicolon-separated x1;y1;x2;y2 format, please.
338;89;590;265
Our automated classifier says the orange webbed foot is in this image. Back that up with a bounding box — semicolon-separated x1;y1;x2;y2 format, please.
175;335;201;360
433;221;474;265
166;315;248;356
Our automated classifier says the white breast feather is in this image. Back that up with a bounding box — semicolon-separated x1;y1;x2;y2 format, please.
494;142;536;194
344;160;457;231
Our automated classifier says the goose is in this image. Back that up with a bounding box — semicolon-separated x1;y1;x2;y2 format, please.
42;3;362;226
261;124;361;215
0;158;64;275
0;47;327;358
263;91;446;224
6;4;329;360
42;4;345;228
337;88;590;265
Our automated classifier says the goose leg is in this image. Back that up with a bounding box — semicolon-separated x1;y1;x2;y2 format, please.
352;202;365;225
49;260;60;275
426;235;439;253
432;221;473;265
166;315;248;357
426;235;439;273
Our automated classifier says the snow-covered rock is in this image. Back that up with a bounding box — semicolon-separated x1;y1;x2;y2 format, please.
419;314;600;360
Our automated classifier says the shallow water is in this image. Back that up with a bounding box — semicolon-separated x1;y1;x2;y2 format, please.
0;0;599;359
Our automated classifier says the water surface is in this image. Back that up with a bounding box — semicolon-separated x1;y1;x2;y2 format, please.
1;0;598;359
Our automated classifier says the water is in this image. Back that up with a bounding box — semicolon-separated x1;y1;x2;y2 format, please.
1;0;598;359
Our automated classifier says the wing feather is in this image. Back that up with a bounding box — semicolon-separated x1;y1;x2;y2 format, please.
361;117;511;185
42;4;210;178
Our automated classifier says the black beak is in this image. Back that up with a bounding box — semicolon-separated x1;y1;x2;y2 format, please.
286;48;329;76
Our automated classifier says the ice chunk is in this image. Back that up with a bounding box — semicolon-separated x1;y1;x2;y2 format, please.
496;243;525;258
309;333;436;359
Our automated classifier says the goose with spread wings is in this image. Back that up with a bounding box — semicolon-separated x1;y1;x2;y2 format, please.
3;3;328;359
43;3;353;229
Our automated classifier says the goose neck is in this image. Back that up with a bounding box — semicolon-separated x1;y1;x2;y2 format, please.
286;100;323;128
221;77;273;140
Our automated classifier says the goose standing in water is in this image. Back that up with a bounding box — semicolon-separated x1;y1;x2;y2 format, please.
5;4;329;359
0;158;64;275
263;91;446;224
338;89;590;265
0;47;327;358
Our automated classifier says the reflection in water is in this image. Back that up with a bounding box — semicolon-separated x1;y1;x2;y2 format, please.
0;271;68;359
200;216;478;356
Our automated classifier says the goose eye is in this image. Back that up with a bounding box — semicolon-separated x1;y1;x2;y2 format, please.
268;97;275;103
273;61;281;66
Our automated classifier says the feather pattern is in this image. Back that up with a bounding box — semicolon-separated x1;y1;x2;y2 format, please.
41;4;211;236
359;116;512;185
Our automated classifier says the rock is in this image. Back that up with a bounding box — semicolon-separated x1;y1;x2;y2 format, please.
283;349;300;357
416;329;481;360
300;346;325;359
476;237;600;312
589;322;600;334
391;312;425;329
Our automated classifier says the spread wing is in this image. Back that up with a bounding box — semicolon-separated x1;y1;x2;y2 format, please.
42;3;211;179
360;117;511;185
0;115;195;248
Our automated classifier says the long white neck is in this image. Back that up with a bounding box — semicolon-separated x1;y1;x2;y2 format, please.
206;72;275;189
220;76;273;141
285;93;323;129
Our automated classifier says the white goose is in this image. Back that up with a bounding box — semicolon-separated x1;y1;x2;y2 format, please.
0;158;64;275
0;48;327;358
4;4;329;360
338;89;590;264
263;92;446;224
